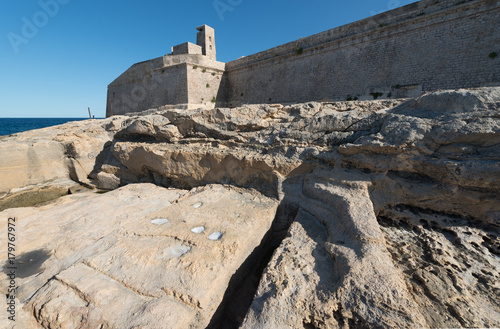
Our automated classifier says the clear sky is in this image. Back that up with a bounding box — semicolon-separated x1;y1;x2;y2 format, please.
0;0;416;118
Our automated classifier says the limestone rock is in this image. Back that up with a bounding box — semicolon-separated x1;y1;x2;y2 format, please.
378;206;500;328
111;141;305;198
104;116;129;131
0;140;68;195
242;170;427;328
157;124;182;142
116;114;180;142
0;183;279;328
0;87;499;328
95;172;121;190
0;178;84;212
0;117;120;194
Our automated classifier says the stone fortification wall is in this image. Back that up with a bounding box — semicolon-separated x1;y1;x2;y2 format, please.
172;42;202;56
186;63;227;108
224;0;500;106
106;57;187;116
164;54;226;109
107;54;226;116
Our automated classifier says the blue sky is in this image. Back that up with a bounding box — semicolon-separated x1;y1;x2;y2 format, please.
0;0;416;118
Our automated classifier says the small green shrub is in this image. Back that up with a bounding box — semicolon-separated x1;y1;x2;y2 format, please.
206;83;210;88
346;95;353;101
202;68;207;73
295;46;303;55
211;97;216;103
395;84;401;89
370;92;384;100
489;52;498;59
379;23;388;27
212;73;216;76
240;93;244;97
454;0;465;5
268;98;272;102
193;65;198;69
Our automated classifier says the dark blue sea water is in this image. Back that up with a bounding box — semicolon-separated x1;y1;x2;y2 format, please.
0;118;90;136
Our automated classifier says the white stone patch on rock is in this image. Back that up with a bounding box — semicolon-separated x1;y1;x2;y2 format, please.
208;232;223;241
191;226;205;234
151;218;169;225
166;245;191;258
193;202;203;208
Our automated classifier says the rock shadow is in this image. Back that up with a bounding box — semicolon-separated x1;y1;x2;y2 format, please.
3;249;51;279
206;201;300;329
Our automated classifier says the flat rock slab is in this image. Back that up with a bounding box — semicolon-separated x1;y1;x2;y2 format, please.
0;183;278;328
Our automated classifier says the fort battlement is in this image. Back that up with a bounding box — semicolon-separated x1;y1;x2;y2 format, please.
107;0;500;116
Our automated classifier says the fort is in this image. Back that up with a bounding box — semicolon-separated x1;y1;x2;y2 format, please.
106;0;500;117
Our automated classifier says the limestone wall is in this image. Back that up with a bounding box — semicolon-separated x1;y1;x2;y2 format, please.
107;58;188;116
224;0;500;106
107;54;226;115
186;62;227;109
172;42;202;56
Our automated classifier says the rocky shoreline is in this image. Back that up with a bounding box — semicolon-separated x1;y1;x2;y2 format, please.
1;87;499;328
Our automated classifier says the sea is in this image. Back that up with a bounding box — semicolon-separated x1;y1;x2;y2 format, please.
0;118;91;137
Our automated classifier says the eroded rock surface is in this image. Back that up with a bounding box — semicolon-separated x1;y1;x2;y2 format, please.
0;87;499;328
378;206;500;328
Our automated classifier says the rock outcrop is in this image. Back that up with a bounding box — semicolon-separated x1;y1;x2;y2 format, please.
0;184;278;328
0;117;122;209
0;87;499;328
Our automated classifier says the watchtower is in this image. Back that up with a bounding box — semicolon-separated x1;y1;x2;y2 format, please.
196;25;216;60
